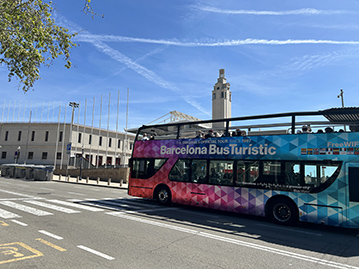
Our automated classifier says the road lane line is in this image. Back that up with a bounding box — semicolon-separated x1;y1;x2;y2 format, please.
77;245;115;260
0;189;41;199
36;238;66;251
11;220;28;226
108;213;359;269
0;201;53;216
0;208;21;219
38;230;63;240
67;192;85;196
24;200;81;214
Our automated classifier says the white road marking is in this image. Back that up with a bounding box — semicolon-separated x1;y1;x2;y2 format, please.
38;230;63;240
0;189;40;199
0;201;53;216
24;200;81;214
0;197;44;201
67;192;85;196
0;208;21;219
47;199;104;212
11;220;28;226
77;245;115;260
108;213;359;269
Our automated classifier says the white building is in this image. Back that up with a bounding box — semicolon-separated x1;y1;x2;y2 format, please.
212;69;232;129
0;122;135;167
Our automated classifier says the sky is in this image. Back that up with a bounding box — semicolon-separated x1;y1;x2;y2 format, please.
1;0;359;131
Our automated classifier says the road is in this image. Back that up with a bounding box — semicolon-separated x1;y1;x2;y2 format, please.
0;177;359;268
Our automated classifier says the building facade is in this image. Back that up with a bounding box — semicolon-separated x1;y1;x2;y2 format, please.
212;69;232;129
0;122;135;167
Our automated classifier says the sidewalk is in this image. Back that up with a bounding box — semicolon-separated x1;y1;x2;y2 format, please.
52;174;128;189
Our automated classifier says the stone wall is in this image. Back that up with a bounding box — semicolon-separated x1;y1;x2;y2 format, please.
54;167;129;183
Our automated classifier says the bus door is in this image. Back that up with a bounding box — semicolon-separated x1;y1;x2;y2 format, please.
346;164;359;227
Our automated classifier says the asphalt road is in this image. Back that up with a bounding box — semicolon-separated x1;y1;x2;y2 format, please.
1;177;359;269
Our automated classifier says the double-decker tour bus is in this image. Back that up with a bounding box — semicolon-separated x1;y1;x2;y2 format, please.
128;107;359;227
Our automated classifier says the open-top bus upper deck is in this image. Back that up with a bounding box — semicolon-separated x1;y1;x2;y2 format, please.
133;107;359;141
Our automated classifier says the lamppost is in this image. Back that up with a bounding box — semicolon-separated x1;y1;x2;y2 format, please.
337;89;345;107
66;102;79;177
79;146;84;180
15;146;20;164
337;89;346;131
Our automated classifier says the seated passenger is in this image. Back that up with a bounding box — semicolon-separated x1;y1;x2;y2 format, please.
317;129;324;133
205;130;215;138
302;125;312;133
141;133;149;140
233;128;242;136
350;125;359;132
325;127;334;133
196;130;204;138
149;132;157;140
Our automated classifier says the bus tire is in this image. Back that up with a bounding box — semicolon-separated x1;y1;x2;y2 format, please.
155;185;171;206
267;197;298;226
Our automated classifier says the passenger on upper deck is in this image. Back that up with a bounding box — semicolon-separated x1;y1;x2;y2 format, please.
196;130;205;139
205;130;215;139
149;132;157;140
350;125;359;132
302;125;312;133
141;133;149;140
325;127;334;133
233;128;244;136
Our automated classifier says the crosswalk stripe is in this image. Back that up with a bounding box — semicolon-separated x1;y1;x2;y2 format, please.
47;199;104;212
84;200;142;210
113;199;160;208
24;200;81;214
0;208;21;219
0;201;53;216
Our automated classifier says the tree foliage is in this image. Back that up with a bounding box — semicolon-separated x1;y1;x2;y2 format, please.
0;0;77;92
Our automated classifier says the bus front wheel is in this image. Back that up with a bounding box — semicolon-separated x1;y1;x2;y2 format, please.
267;198;298;226
155;186;171;206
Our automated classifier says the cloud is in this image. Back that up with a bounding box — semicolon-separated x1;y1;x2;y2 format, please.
75;34;359;47
195;6;352;16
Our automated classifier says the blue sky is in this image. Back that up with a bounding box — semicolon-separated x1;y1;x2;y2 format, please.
1;0;359;131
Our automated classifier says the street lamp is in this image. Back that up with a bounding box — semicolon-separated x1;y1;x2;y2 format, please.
79;147;84;180
337;89;345;107
337;89;346;131
66;102;79;177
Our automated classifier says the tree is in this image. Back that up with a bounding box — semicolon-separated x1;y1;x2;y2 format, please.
0;0;77;92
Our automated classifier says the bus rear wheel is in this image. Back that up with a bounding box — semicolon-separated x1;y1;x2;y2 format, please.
268;198;298;226
156;186;171;206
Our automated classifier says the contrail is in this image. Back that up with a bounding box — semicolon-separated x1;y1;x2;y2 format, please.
196;6;351;16
90;40;210;116
76;35;359;47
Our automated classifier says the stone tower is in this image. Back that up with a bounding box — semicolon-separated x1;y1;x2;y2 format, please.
212;69;231;129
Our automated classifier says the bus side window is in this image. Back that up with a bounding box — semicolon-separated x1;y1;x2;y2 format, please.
209;160;234;185
284;162;302;186
131;158;167;179
169;159;191;182
235;161;259;186
191;160;207;183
